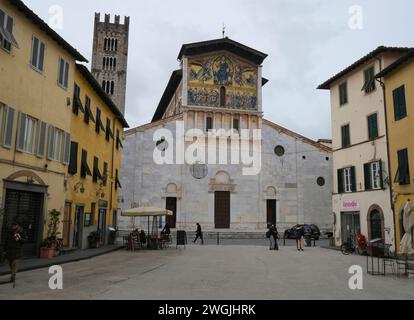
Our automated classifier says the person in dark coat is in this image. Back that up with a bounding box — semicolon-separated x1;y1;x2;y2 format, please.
161;223;171;236
3;221;26;284
267;224;279;250
295;226;304;251
193;223;204;245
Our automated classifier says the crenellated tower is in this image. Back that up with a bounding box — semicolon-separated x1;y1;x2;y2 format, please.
91;13;129;115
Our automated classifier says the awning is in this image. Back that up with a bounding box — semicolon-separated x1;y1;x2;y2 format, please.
121;207;173;217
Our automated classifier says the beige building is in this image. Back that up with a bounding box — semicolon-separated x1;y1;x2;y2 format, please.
318;46;411;249
0;0;87;256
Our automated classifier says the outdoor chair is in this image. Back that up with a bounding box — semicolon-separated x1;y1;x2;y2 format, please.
396;254;408;278
383;244;396;276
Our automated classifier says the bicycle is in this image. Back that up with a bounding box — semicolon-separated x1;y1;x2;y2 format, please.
341;234;365;255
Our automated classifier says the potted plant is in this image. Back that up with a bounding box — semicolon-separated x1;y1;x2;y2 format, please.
88;231;102;249
40;209;62;259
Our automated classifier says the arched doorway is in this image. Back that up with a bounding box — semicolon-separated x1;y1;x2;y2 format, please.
370;210;383;240
367;205;384;241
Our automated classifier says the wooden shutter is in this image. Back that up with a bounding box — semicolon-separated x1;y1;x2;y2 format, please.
398;149;410;185
96;108;101;133
350;166;357;192
63;132;71;165
93;156;99;182
364;163;372;190
393;86;407;121
58;58;64;85
103;162;108;186
68;141;78;175
81;149;92;178
64;61;69;88
38;41;45;71
5;14;18;47
3;106;15;148
368;114;378;140
16;112;26;152
337;169;344;194
379;160;384;189
31;37;39;68
36;121;47;157
47;125;55;160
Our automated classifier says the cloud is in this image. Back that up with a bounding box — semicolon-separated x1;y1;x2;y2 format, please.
24;0;414;139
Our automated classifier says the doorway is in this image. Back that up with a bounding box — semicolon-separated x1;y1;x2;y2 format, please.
215;191;230;229
266;200;277;226
166;197;177;228
340;212;361;244
62;202;72;247
97;209;107;245
2;188;44;257
73;206;84;248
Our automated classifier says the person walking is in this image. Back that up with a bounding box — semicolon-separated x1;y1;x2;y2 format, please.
3;220;26;287
194;223;204;245
161;223;171;236
295;225;304;251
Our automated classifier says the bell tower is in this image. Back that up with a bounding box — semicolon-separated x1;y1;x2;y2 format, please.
91;13;130;115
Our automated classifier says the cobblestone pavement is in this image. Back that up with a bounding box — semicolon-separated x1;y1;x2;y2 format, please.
0;245;413;300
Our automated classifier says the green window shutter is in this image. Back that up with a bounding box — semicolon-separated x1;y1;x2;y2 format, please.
106;118;114;141
364;163;372;190
368;114;378;140
64;61;69;88
3;106;15;148
36;121;47;158
81;149;92;178
337;169;344;194
393;86;407;121
16;112;26;152
96;108;101;133
342;125;350;147
398;149;410;185
103;162;108;186
68;141;78;175
350;166;357;192
93;156;99;183
63;132;71;165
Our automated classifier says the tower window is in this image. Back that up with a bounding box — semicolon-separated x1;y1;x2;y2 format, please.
220;86;226;107
115;39;118;52
233;118;239;132
206;116;213;131
110;81;115;95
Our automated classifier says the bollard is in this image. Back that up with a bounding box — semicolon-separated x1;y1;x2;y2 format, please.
217;232;220;245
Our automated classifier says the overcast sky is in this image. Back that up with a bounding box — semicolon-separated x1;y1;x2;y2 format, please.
25;0;414;140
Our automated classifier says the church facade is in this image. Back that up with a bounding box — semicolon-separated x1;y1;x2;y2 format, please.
118;38;333;233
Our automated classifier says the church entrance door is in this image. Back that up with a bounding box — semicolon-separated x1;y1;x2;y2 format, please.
215;191;230;229
166;197;177;229
267;200;277;226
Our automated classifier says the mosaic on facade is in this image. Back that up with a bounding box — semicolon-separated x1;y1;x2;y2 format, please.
188;54;258;110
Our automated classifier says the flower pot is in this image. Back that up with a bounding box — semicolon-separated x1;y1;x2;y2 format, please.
40;247;56;259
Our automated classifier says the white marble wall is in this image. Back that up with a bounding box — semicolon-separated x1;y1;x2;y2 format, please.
119;118;332;232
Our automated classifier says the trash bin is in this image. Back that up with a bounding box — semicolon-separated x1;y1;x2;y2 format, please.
108;227;117;245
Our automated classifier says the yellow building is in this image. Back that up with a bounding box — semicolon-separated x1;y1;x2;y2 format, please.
64;64;128;249
0;0;87;256
377;50;414;253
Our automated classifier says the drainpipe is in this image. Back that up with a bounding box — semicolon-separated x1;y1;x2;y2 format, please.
374;55;397;252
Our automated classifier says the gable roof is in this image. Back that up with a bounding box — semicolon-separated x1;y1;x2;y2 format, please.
317;46;411;90
152;69;183;122
178;37;268;65
7;0;87;62
263;119;332;153
76;64;129;128
376;49;414;78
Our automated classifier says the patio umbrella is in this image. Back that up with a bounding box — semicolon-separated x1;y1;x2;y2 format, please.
400;200;414;254
121;207;173;239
